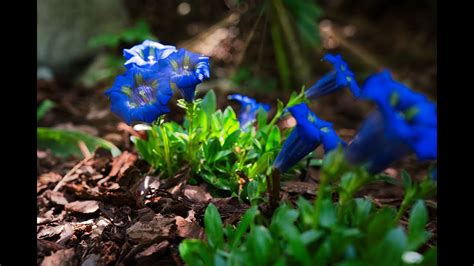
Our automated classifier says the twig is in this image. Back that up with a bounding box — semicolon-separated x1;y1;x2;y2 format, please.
78;140;91;158
53;155;93;192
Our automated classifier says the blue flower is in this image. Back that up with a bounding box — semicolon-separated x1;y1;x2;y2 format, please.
228;94;270;128
158;48;210;102
305;54;361;99
344;70;437;173
123;40;177;69
273;103;345;173
104;66;173;124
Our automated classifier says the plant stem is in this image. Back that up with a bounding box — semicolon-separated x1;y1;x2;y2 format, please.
186;101;197;165
159;124;173;178
395;198;410;222
269;168;281;213
314;172;329;228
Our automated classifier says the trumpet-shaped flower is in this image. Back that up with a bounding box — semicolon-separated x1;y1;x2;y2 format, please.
104;66;173;124
158;48;210;102
228;94;270;128
273;103;345;173
305;54;361;99
123;40;177;69
344;70;437;173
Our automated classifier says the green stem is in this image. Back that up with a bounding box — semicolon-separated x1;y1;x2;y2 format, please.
314;172;330;228
159;124;173;178
186;101;198;166
395;198;410;222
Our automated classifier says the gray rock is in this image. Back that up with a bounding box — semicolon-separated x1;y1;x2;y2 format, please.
37;0;129;78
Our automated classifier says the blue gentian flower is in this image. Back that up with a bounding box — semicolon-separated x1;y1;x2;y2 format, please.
305;54;361;99
344;70;437;173
273;103;345;173
104;66;173;124
123;40;177;69
158;48;210;102
228;94;270;128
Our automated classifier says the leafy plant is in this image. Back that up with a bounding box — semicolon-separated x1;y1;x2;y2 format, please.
37;127;121;158
179;148;437;266
133;88;309;199
37;100;121;158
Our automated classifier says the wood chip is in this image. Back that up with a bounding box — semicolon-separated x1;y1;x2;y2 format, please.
57;223;74;245
182;185;212;203
40;248;76;266
39;172;63;185
175;215;204;239
126;214;175;242
135;241;169;262
45;190;69;205
38;225;64;239
281;181;317;195
65;200;100;214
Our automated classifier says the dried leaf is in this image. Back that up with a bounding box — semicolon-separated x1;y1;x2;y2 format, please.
65;200;100;214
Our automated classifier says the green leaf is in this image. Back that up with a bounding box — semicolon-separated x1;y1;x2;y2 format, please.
257;106;269;129
319;199;336;228
247;226;274;266
300;229;323;245
352;198;373;227
222;130;241;150
214;150;233;162
366;207;397;247
270;204;299;233
420;247;437;266
204;138;221;162
204;203;224;250
230;206;259;249
265;125;281;152
402;170;412;190
371;227;408;266
37;99;56;122
408;200;430;250
37;127;121;158
201;89;217;117
297;197;316;228
223;106;240;135
179;239;213;266
248;152;272;178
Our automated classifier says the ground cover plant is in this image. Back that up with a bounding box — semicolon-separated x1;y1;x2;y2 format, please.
37;8;437;264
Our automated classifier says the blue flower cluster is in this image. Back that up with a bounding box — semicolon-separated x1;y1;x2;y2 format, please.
275;54;436;174
105;40;211;124
228;94;270;129
344;70;437;173
273;103;345;173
